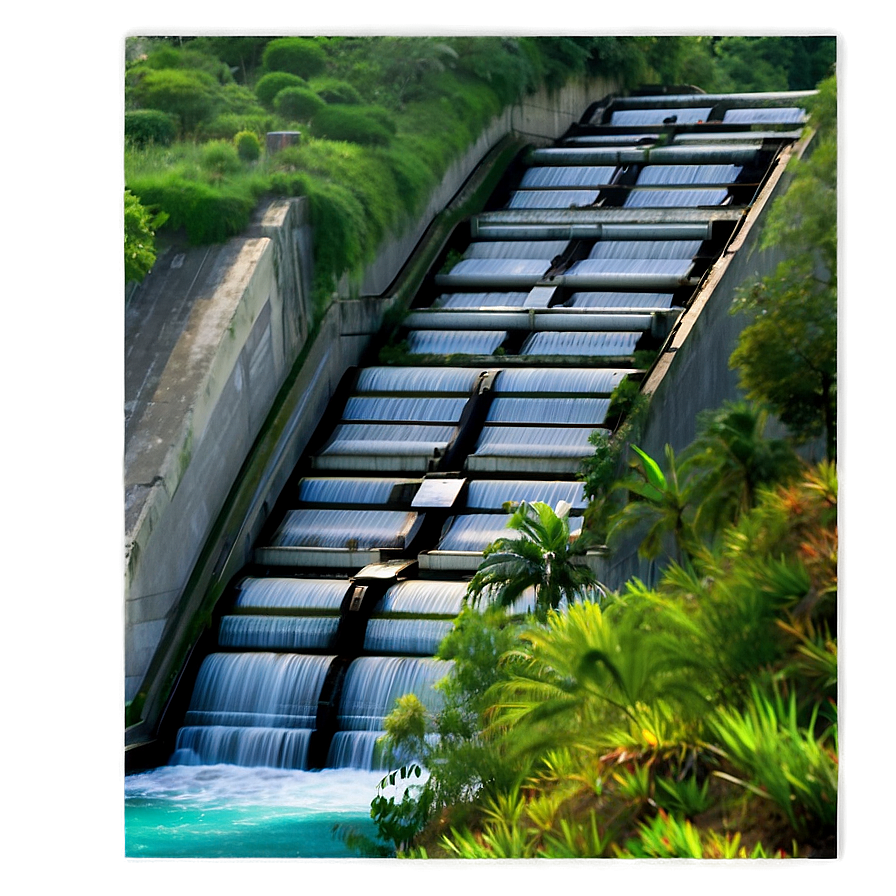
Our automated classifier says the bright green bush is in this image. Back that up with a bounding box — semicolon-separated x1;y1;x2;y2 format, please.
128;175;260;245
124;109;178;147
274;86;326;122
234;130;261;162
124;189;167;284
129;68;222;133
254;71;307;108
142;44;235;83
309;77;363;104
199;112;279;141
262;37;327;78
310;105;395;146
200;140;242;176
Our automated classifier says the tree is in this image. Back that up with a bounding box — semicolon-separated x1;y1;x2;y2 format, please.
729;76;837;461
465;501;603;621
606;444;698;563
684;401;801;537
124;190;167;285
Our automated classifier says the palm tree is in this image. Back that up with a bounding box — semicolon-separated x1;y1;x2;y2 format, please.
606;444;698;564
684;401;801;537
465;501;603;621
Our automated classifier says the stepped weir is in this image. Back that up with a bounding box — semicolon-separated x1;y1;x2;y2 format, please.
130;89;814;776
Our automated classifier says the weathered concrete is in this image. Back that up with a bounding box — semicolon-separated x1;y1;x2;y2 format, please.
124;73;620;710
601;129;820;590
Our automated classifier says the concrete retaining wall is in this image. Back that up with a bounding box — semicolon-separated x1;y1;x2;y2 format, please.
125;73;618;716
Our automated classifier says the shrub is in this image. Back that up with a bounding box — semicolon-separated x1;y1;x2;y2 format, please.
125;109;178;146
234;130;261;162
254;71;307;108
274;86;326;122
199;112;278;141
124;189;167;284
142;44;234;83
128;176;259;245
308;77;363;105
262;37;327;79
130;68;222;133
310;105;395;146
200;140;242;176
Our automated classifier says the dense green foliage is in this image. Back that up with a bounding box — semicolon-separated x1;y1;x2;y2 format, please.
253;71;308;108
261;37;327;79
274;86;326;122
124;189;167;284
466;501;602;621
730;75;837;460
233;129;261;162
124;109;178;147
364;448;837;859
309;105;396;146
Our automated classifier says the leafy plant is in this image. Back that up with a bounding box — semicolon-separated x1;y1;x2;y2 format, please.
254;71;308;108
310;105;396;147
200;140;242;176
607;444;698;562
262;37;327;79
124;189;168;285
274;86;326;122
233;129;261;162
125;109;178;147
709;685;838;834
465;501;603;621
129;67;223;134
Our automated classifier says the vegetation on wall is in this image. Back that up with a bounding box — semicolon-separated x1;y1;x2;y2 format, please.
730;75;837;461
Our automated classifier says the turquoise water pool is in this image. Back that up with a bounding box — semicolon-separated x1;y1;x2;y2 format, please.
125;764;386;858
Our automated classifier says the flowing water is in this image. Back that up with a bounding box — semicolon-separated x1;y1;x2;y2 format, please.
125;764;387;858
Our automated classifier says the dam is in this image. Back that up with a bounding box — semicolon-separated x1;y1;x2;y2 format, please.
124;85;816;829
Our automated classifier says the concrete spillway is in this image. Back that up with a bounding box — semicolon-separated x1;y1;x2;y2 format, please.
129;87;814;773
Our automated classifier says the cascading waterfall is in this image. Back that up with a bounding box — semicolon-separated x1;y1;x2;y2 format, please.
316;423;458;461
519;165;616;187
298;477;415;506
463;240;569;259
271;508;419;549
471;424;602;460
565;291;674;309
218;615;341;650
507;189;600;209
363;618;456;657
406;329;507;356
623;187;730;208
723;107;806;124
129;88;811;858
353;366;483;394
327;657;452;769
435;292;530;309
493;367;629;394
486;396;609;425
172;653;335;769
234;577;350;610
587;239;702;260
342;396;467;422
520;330;642;356
635;164;742;185
465;479;587;511
609;107;712;125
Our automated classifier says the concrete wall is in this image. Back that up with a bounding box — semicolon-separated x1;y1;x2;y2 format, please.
125;73;619;717
601;131;817;590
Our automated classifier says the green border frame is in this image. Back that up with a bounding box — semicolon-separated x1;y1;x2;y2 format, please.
0;0;896;896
